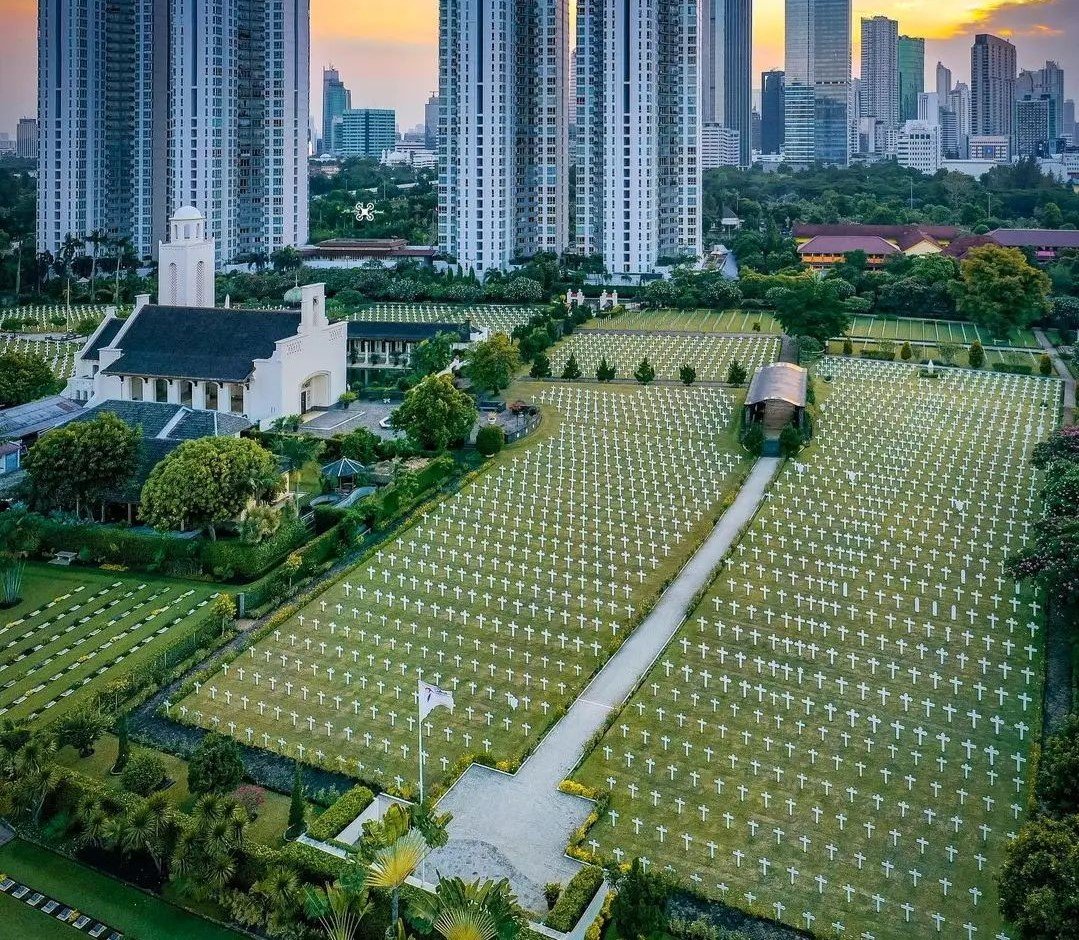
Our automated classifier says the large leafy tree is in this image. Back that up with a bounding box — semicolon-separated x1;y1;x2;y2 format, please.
1036;715;1079;818
187;732;245;796
0;351;61;408
766;277;853;345
954;245;1051;341
140;437;279;539
466;334;521;395
270;433;324;493
998;815;1079;940
411;331;458;377
23;412;140;516
391;374;477;451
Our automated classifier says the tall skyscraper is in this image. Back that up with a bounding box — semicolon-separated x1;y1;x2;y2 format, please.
576;0;701;273
760;70;786;155
38;0;309;263
701;0;753;167
936;62;952;102
971;34;1017;139
16;118;37;160
897;36;925;122
860;16;899;131
1064;99;1077;143
439;0;569;273
950;82;972;157
322;67;352;155
337;110;397;159
1018;61;1065;140
424;93;441;151
1016;95;1057;156
784;0;851;166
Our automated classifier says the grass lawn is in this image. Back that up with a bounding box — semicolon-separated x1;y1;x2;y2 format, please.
0;839;245;940
335;302;543;335
546;333;779;383
177;382;752;794
55;734;292;845
0;336;81;379
845;314;1041;349
582;309;781;335
825;339;1047;371
0;565;218;724
571;360;1059;940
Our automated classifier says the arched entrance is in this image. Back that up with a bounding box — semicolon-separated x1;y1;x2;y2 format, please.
299;373;331;413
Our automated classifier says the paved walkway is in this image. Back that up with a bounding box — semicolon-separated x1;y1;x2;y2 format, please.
425;458;782;913
1034;329;1075;424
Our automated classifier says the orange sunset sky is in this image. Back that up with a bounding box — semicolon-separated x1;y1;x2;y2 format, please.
0;0;1075;134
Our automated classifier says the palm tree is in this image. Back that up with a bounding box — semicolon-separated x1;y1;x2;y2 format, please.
305;881;372;940
114;793;174;877
74;796;111;849
365;829;429;933
85;229;108;299
271;434;324;494
170;794;247;900
409;878;523;940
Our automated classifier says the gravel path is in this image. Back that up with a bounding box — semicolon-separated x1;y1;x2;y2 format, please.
425;458;782;913
1034;328;1075;424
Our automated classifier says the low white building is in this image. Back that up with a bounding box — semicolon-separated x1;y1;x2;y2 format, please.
71;207;346;429
897;121;942;175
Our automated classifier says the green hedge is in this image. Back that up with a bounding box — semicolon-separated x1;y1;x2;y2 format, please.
306;785;374;841
545;865;604;931
991;362;1034;375
859;349;896;361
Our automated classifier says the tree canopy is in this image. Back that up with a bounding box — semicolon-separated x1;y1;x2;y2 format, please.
953;245;1051;341
466;334;521;396
0;351;62;408
187;732;246;796
140;437;280;539
766;277;854;345
22;412;140;516
390;374;477;451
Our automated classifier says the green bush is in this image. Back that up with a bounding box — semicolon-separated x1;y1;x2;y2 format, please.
120;749;167;796
306;785;375;841
313;503;349;534
545;866;604;931
991;362;1034;375
476;425;506;457
741;424;764;456
968;341;985;369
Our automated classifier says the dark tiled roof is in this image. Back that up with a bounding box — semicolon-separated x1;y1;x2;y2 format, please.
346;321;470;343
102;305;302;381
52;401;252;503
793;223;962;240
79;317;125;361
894;231;941;251
988;229;1079;249
0;395;83;441
57;400;252;440
798;235;900;256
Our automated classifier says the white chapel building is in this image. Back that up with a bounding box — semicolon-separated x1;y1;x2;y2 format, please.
69;207;346;429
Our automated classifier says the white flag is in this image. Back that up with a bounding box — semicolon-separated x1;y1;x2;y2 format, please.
418;680;454;720
506;692;519;710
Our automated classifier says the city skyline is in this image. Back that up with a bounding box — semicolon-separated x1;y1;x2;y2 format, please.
1;0;1077;134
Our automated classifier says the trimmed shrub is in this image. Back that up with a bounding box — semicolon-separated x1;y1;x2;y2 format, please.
545;865;604;931
476;425;506;457
991;362;1034;375
120;749;167;796
306;785;375;841
968;341;985;369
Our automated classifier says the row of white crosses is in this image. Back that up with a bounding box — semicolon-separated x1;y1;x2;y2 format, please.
547;333;779;383
343;303;540;335
0;581;213;719
576;360;1060;940
1;303;112;332
0;335;81;378
180;384;747;789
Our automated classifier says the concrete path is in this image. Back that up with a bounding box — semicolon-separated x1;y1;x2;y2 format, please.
425;457;782;913
1034;329;1075;424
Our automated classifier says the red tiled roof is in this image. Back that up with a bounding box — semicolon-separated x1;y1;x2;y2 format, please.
988;229;1079;249
793;223;962;240
798;235;901;256
943;235;996;259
